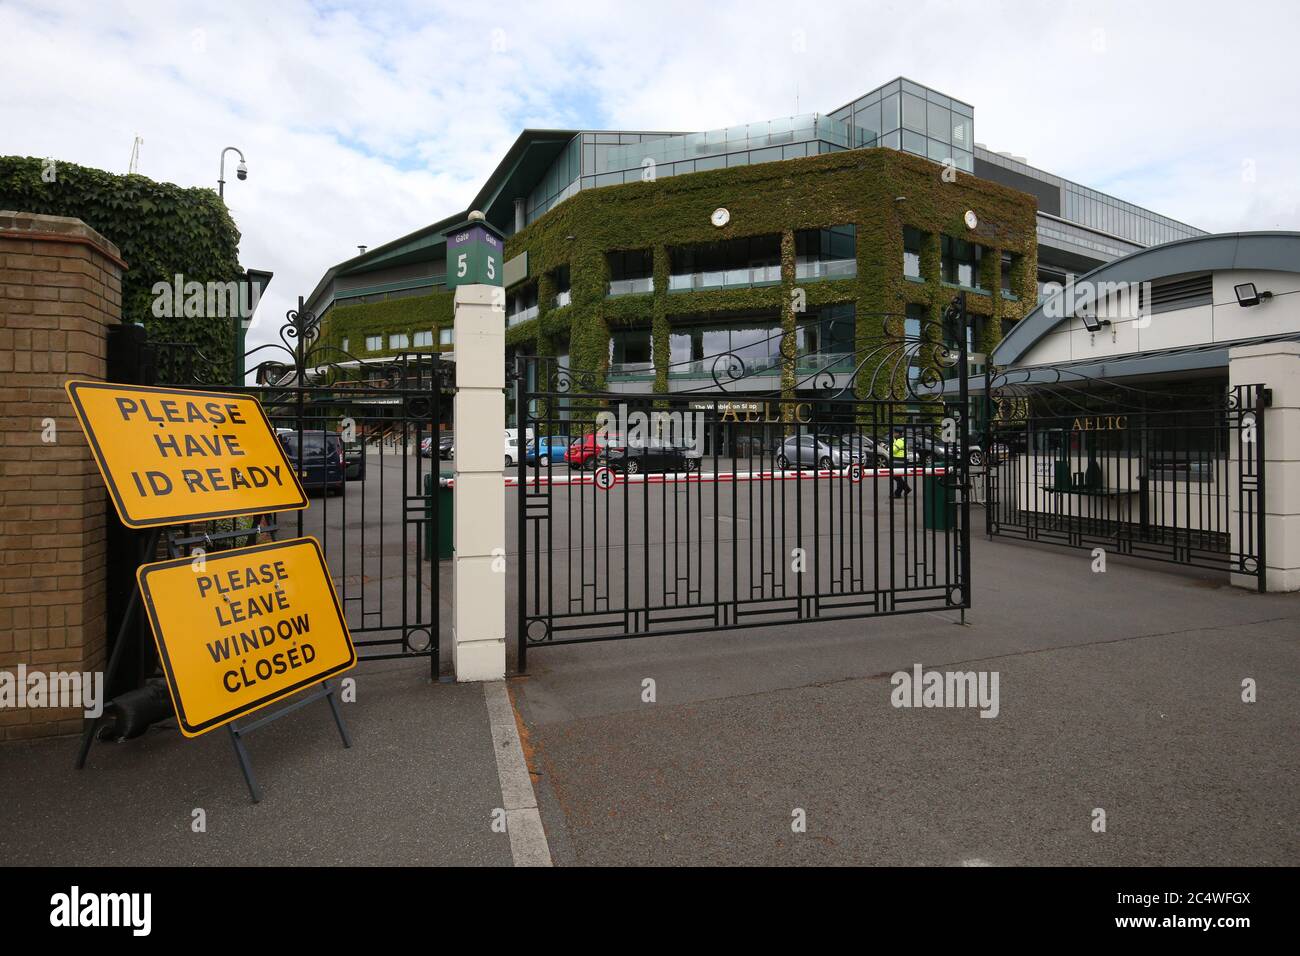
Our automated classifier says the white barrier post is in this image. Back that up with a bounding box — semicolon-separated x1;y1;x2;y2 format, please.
451;280;507;680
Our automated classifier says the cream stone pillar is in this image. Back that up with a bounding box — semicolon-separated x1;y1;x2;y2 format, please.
1229;341;1300;592
452;284;507;679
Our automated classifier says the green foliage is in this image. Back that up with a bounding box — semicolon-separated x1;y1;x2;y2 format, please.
320;290;454;357
501;147;1039;399
0;155;244;368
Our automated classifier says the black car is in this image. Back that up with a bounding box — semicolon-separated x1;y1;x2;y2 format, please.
439;433;455;459
600;442;700;475
277;430;346;495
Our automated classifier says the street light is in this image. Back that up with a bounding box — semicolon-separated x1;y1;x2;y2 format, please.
218;146;247;199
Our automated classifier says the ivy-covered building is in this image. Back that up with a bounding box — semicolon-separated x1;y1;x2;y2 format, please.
306;77;1203;402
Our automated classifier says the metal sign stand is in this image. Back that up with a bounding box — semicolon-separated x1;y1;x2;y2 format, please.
76;519;355;804
226;681;352;803
74;525;164;770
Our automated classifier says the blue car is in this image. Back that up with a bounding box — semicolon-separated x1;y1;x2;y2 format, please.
526;436;570;466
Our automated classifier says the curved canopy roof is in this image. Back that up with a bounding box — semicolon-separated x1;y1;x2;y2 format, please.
993;231;1300;367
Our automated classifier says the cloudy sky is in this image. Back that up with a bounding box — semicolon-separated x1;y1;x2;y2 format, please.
3;0;1297;350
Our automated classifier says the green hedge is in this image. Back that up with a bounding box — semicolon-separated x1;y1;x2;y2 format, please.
0;156;244;368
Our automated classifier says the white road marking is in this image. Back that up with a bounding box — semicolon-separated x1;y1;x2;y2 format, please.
483;681;552;867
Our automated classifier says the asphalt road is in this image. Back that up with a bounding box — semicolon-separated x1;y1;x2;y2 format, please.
507;513;1300;866
263;450;1297;866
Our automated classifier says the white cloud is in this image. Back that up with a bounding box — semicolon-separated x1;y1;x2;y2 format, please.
2;0;1296;354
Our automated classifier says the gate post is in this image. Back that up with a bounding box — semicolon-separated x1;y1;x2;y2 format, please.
450;284;507;680
1229;341;1299;592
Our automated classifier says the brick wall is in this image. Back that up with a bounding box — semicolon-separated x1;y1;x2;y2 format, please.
0;211;126;740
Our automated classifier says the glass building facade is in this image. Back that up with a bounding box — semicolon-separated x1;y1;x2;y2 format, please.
512;75;1205;300
827;77;974;172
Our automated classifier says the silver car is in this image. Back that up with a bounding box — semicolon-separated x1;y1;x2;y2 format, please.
775;435;847;471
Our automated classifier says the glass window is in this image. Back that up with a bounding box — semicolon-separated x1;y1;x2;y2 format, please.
854;102;882;140
669;332;692;364
413;330;433;347
389;333;409;349
901;93;927;133
365;335;382;352
439;327;453;346
881;93;900;132
610;329;652;366
903;227;924;279
941;236;980;288
901;129;926;155
905;303;925;340
927;103;950;142
340;338;349;353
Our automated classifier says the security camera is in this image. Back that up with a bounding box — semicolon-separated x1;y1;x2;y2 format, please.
236;160;248;181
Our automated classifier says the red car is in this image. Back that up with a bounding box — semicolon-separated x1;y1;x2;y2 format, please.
564;432;623;469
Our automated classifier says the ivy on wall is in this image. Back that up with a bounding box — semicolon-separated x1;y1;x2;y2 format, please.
500;147;1039;399
319;290;454;358
0;155;244;368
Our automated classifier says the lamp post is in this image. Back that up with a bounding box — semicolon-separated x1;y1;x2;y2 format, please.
218;146;248;199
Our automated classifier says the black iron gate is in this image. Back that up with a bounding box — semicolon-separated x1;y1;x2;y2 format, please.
515;307;974;666
138;301;450;676
983;370;1268;589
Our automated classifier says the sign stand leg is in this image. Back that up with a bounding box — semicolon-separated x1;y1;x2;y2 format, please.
75;526;163;770
227;722;263;804
325;682;353;748
223;681;353;803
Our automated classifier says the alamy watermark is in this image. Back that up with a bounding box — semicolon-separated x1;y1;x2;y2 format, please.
1041;275;1153;327
150;274;263;319
595;404;704;455
890;663;1000;718
0;664;104;717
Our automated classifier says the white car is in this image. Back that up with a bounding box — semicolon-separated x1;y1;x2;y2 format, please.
504;430;518;467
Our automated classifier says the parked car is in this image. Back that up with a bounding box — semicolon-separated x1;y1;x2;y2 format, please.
526;435;571;466
600;442;700;475
342;439;366;480
565;432;624;470
823;433;889;466
911;434;988;467
504;430;518;467
775;435;848;471
439;433;454;459
277;430;345;495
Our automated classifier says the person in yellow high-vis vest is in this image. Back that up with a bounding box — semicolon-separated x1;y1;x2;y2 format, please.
890;428;911;498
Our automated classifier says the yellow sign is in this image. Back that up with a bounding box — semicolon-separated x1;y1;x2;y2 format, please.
65;381;307;528
137;537;356;737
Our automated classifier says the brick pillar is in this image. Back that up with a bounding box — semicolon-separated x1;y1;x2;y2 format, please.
0;211;126;740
